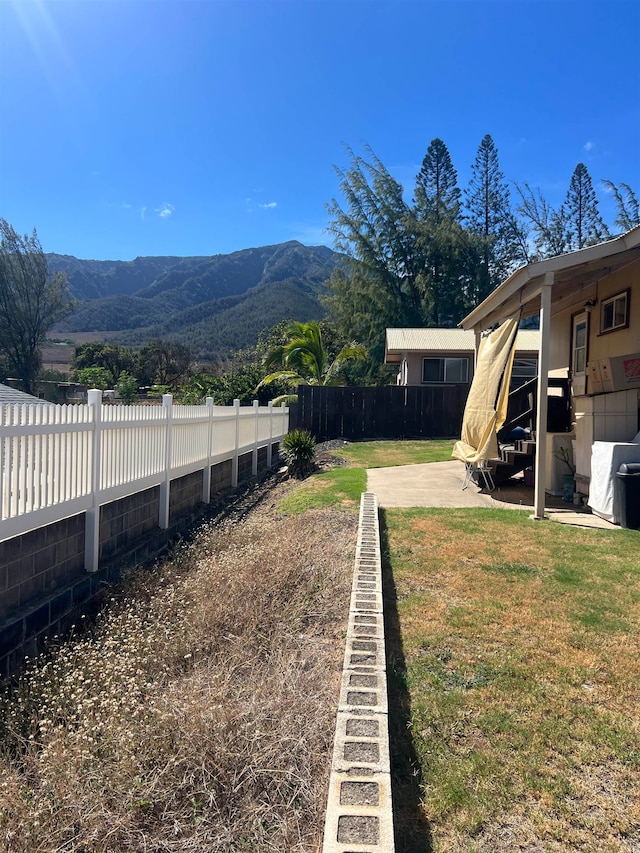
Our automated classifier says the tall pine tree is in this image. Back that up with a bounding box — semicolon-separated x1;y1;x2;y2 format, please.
465;134;523;301
563;163;608;250
413;138;474;325
414;138;461;223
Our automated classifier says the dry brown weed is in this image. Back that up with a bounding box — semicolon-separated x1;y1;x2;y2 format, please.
0;485;356;852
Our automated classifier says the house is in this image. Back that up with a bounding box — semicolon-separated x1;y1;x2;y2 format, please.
0;383;49;404
459;224;640;521
385;327;540;389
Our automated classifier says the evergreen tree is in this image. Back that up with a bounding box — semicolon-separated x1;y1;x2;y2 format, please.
514;182;570;259
414;138;461;223
326;146;425;363
602;180;640;232
413;138;474;325
563;163;608;250
465;134;523;300
0;219;72;395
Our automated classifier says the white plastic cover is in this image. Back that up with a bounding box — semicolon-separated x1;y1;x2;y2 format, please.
588;441;640;522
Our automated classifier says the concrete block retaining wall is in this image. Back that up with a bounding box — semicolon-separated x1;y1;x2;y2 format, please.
0;445;280;679
322;492;395;852
100;487;160;561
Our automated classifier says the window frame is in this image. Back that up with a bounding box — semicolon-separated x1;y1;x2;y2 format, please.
600;288;630;335
421;356;469;384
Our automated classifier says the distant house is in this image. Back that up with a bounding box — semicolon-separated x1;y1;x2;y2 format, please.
384;328;540;389
0;383;50;405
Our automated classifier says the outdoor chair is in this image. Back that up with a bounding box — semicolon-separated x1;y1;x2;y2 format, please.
462;460;495;492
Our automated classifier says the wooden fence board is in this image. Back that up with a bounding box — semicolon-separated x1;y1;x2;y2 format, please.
292;385;468;441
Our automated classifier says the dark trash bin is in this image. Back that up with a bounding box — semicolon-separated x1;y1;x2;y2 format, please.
616;462;640;529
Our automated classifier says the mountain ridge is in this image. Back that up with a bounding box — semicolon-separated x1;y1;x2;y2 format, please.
48;241;340;359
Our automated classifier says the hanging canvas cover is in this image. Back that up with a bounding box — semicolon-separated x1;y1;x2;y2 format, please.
452;316;520;465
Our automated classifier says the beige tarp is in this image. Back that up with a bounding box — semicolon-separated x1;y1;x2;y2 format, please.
452;316;519;465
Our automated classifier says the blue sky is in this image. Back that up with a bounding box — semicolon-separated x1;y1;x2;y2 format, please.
1;0;638;261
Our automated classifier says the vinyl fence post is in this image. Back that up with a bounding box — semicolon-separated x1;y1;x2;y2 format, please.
267;402;273;468
84;388;102;573
252;399;259;476
159;394;172;529
232;399;240;487
202;397;213;503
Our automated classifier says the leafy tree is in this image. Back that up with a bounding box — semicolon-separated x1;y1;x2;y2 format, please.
602;180;640;232
0;219;72;395
256;321;366;403
116;370;138;403
73;342;135;386
464;134;524;298
563;163;608;250
136;339;192;388
76;366;111;390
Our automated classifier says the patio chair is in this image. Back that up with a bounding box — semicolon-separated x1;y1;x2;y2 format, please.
462;460;495;492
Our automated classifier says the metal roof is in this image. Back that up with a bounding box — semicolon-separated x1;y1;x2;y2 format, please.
385;327;539;360
0;384;48;404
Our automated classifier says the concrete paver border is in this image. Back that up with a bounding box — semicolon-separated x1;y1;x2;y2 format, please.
322;493;395;853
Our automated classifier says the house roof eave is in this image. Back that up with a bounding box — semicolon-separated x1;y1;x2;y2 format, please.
459;225;640;332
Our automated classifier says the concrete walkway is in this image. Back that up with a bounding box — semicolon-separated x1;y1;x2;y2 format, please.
366;460;619;530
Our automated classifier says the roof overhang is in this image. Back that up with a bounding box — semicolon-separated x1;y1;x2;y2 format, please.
459;226;640;331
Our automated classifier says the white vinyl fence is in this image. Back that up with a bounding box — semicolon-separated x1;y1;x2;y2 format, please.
0;391;288;569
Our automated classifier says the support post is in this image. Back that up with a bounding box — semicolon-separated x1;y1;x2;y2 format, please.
84;389;102;572
252;399;259;476
202;397;213;503
267;402;273;468
533;277;553;520
232;399;240;487
159;394;172;529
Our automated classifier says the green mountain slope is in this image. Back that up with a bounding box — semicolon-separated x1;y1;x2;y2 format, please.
50;241;339;358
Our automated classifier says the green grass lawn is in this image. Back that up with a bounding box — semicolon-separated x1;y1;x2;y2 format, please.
278;439;454;514
384;507;640;852
334;438;455;468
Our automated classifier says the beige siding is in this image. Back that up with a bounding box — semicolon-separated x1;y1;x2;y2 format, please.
588;261;640;362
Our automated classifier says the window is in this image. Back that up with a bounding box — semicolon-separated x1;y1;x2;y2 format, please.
422;357;469;383
510;357;538;389
573;318;587;374
600;290;629;333
511;358;538;380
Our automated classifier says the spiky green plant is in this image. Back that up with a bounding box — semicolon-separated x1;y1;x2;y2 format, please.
281;429;317;479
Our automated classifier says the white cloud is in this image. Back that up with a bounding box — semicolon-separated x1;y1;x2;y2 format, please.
156;203;174;218
583;141;595;152
123;203;133;209
258;201;278;210
140;207;146;220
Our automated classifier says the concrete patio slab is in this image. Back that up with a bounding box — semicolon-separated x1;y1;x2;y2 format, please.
366;460;619;530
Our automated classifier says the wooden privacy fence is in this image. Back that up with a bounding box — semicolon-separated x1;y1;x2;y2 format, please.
290;384;468;441
0;392;289;569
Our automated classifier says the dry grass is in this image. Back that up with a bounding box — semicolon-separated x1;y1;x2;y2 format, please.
0;486;356;852
385;507;640;853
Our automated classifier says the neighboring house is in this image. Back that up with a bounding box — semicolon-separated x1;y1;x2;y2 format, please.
0;383;49;405
460;225;640;520
385;327;540;389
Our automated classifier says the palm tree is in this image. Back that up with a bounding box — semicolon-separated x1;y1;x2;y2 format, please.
256;321;366;404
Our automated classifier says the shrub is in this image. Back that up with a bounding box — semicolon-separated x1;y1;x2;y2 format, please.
281;429;317;479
